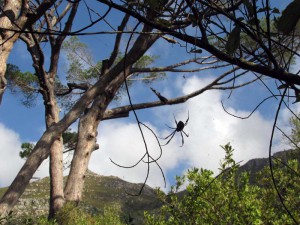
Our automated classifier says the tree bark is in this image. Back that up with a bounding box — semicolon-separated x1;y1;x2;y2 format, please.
0;0;23;103
21;34;66;218
64;95;109;202
45;85;64;219
20;2;78;218
64;25;159;203
0;0;56;104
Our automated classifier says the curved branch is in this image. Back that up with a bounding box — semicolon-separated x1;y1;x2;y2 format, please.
95;0;300;86
103;70;234;120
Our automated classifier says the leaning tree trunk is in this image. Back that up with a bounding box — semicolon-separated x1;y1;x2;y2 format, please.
64;94;110;202
0;86;96;217
0;64;119;217
64;25;159;203
0;24;158;217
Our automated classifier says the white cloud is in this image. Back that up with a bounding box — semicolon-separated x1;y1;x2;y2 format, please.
0;124;24;187
0;124;50;187
0;124;58;188
0;75;289;192
89;75;278;191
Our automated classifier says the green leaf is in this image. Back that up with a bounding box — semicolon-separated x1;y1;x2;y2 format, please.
277;0;300;34
277;84;288;89
225;26;241;54
257;7;268;13
248;17;258;25
294;89;300;103
272;7;280;14
243;0;254;18
19;142;35;159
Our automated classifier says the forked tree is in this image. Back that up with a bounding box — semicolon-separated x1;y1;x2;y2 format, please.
0;0;299;221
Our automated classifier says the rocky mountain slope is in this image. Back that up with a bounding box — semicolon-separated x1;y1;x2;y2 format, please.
0;170;161;224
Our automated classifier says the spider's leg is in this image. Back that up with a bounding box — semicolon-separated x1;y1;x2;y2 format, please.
180;131;184;147
165;124;176;130
185;111;189;126
182;130;189;137
159;130;176;140
173;113;178;125
161;132;176;146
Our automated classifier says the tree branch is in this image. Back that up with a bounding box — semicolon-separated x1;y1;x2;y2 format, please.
96;0;300;86
56;83;90;96
102;69;237;120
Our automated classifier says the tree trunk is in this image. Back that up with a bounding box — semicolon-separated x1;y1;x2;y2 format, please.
49;137;64;217
64;92;112;202
64;25;159;202
0;0;55;103
0;1;23;103
64;109;100;202
0;25;158;217
45;88;64;218
23;33;66;218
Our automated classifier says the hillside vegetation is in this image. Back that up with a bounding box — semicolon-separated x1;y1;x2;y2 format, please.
1;146;299;224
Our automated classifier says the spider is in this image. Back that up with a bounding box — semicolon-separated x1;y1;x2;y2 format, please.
160;112;189;147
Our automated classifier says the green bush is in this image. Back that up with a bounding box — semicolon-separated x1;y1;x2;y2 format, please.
145;143;300;225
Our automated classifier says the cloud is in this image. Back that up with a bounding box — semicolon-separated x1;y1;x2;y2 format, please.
0;124;24;187
0;75;288;191
89;121;173;190
89;75;278;191
0;124;54;188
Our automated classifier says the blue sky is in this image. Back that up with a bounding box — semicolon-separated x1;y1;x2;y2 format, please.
0;1;298;190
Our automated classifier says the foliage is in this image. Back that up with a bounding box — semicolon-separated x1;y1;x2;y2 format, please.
289;114;300;149
62;129;78;150
19;143;35;159
19;129;78;159
131;54;165;84
256;157;300;224
62;36;100;84
5;64;39;107
61;36;165;107
15;204;125;225
0;211;12;225
54;203;125;225
144;143;300;225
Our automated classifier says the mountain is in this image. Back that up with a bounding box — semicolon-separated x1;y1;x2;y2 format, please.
0;170;161;224
238;149;299;184
0;149;298;224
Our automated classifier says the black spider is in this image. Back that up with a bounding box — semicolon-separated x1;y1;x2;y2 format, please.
160;112;189;147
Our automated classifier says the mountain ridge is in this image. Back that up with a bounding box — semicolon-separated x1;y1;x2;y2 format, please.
1;149;298;224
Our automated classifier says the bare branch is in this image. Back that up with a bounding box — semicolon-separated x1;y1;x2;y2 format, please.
56;83;90;96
